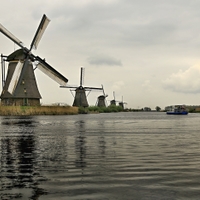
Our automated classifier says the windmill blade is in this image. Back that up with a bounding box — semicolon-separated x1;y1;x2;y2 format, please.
113;91;115;100
80;67;84;86
36;56;68;86
101;84;108;97
84;86;103;90
0;23;24;48
69;89;75;98
60;85;78;89
30;14;50;50
12;56;31;96
7;61;24;94
101;84;106;96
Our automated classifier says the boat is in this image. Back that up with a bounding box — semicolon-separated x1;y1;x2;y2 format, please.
166;105;188;115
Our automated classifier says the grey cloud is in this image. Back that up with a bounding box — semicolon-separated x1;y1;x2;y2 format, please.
88;55;122;66
48;0;200;49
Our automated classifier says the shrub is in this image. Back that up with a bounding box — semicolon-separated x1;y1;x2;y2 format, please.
78;107;88;114
82;105;124;113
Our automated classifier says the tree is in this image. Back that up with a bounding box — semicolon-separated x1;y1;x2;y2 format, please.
155;106;161;111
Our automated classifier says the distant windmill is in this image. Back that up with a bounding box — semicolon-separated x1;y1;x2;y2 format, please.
110;91;116;106
118;96;127;109
110;92;127;109
96;84;108;107
61;67;102;107
0;14;68;106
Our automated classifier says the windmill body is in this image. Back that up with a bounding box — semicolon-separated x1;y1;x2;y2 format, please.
118;96;127;109
96;85;108;107
73;86;89;107
1;50;41;105
119;102;124;109
0;14;68;106
110;100;116;106
110;91;116;106
97;95;106;107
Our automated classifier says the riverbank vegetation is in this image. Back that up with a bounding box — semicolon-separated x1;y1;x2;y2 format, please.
0;105;78;116
78;105;124;114
0;105;169;116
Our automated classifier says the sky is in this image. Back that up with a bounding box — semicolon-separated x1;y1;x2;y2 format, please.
1;0;200;109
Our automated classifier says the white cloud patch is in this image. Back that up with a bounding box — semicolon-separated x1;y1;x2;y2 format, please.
88;55;122;66
163;64;200;93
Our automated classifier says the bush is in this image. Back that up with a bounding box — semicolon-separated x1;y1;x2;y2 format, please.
81;105;124;114
78;107;88;114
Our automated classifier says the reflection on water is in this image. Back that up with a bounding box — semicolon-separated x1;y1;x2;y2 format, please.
1;112;200;199
75;120;87;169
0;117;47;199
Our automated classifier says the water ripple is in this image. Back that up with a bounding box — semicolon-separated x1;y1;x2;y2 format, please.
1;113;200;199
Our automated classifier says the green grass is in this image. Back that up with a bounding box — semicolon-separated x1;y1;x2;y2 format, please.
78;105;124;114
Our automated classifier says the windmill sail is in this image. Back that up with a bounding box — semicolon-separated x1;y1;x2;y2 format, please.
7;61;23;94
80;67;84;86
60;85;77;89
84;86;103;90
0;24;24;48
30;14;50;50
36;56;68;86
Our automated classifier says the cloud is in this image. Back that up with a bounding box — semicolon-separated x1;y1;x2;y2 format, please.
88;55;122;66
163;64;200;93
142;80;153;91
112;81;125;91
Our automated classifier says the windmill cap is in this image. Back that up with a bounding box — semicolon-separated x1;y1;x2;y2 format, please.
7;48;26;61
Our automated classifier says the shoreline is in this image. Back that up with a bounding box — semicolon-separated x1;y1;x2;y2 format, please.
0;106;79;116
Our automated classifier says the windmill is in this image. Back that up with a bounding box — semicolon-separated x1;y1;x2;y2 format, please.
118;96;127;109
109;92;127;109
110;91;116;106
61;67;102;107
96;85;108;107
0;14;68;106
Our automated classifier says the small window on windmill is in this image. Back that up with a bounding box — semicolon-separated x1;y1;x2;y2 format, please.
22;79;25;85
24;88;27;94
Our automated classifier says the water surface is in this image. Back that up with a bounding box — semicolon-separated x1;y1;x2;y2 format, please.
1;112;200;199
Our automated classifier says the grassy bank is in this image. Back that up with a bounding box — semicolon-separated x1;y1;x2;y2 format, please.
78;105;124;114
0;106;79;116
